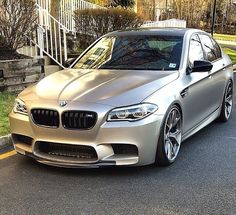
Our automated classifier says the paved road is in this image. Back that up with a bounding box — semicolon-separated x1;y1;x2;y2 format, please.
1;93;236;215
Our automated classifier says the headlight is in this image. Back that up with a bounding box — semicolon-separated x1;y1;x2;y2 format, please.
13;99;28;115
107;103;158;122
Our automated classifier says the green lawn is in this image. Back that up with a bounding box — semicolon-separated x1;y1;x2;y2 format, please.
214;34;236;42
0;92;16;136
223;48;236;64
212;33;236;64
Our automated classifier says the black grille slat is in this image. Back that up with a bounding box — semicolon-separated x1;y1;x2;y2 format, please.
37;141;98;160
62;111;97;130
69;112;74;127
83;113;87;128
74;112;79;127
79;113;83;127
31;109;59;127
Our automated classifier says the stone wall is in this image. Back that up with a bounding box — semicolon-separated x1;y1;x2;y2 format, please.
0;58;45;92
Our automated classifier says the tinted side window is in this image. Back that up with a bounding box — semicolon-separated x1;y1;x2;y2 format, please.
189;35;204;66
199;34;217;62
211;38;222;59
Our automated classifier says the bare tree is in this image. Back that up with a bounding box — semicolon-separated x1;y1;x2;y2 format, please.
0;0;37;52
136;0;157;21
110;0;135;8
168;0;236;33
86;0;109;6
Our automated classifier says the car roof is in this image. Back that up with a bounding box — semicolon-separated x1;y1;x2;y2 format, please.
105;28;205;37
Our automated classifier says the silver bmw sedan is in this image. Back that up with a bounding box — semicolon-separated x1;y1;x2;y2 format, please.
9;28;234;167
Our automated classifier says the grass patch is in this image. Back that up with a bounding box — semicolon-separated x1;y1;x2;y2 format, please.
0;92;16;136
214;34;236;42
223;48;236;64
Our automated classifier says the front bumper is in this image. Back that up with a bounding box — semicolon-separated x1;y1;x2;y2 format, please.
19;151;136;168
9;108;163;168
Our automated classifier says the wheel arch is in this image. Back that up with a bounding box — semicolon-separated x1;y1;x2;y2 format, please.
167;101;183;122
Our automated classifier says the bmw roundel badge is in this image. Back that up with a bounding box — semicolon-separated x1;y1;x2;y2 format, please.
59;101;67;107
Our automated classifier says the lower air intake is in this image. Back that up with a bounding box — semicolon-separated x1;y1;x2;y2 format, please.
37;141;98;161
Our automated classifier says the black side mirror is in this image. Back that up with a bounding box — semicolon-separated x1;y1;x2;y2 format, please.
64;58;76;68
189;60;213;73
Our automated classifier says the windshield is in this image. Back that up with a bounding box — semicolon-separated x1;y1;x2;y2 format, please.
74;35;183;71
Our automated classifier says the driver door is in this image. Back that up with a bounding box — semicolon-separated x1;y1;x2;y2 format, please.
182;34;215;133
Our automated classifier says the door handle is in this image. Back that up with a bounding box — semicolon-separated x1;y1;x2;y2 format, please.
180;87;189;98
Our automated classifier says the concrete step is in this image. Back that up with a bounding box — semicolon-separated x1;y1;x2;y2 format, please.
43;56;51;66
44;65;61;76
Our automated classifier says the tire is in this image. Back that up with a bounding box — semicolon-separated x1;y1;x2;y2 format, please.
155;105;182;166
218;80;233;122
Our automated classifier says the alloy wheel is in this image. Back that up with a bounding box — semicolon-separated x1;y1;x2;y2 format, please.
224;81;233;119
164;107;182;162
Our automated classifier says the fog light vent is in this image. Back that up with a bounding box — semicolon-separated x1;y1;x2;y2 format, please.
12;134;33;146
112;144;138;155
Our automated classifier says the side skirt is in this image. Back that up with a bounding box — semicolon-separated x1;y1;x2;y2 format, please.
182;107;221;142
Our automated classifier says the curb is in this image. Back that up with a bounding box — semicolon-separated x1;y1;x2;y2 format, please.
0;134;13;150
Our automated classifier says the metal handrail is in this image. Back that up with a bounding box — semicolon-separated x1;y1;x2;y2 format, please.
19;0;104;68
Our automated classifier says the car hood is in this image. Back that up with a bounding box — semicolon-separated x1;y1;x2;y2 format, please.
20;69;178;107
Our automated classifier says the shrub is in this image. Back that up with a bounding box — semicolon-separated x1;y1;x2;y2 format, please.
74;8;143;49
0;0;37;53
